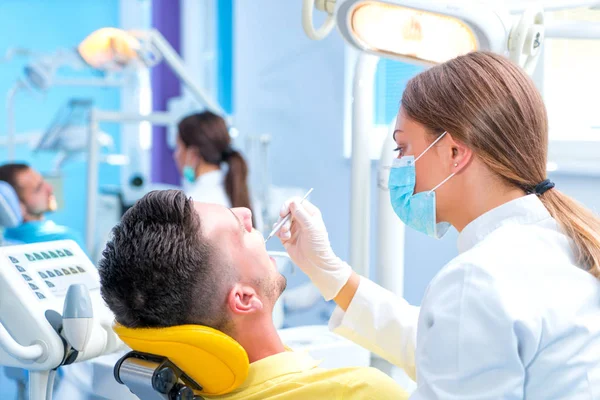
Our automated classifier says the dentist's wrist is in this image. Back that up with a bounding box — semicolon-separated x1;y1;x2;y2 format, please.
312;260;353;301
332;271;360;311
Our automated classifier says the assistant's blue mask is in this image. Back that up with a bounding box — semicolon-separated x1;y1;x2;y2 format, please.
183;166;196;183
388;132;454;239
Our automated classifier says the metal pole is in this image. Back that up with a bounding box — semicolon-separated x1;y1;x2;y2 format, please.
51;77;124;87
92;110;175;125
84;110;178;255
86;109;100;255
349;53;379;277
147;29;230;122
376;130;406;297
546;20;600;39
509;0;600;13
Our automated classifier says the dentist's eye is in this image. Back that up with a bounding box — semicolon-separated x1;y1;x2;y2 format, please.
394;147;404;156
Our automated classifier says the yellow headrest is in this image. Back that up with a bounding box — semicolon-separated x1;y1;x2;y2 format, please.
113;324;249;396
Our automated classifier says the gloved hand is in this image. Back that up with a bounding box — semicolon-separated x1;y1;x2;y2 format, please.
276;198;353;301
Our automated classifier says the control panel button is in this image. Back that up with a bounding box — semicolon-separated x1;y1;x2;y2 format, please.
29;283;39;290
64;249;73;256
41;252;51;259
9;256;19;264
22;274;32;281
45;281;55;288
33;253;43;261
35;292;46;300
62;268;70;275
69;267;78;274
54;269;63;277
26;254;35;262
38;271;48;279
77;266;85;273
15;265;25;273
57;250;66;257
49;251;58;258
47;270;56;278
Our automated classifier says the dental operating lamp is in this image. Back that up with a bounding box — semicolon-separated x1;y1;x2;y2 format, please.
76;28;228;118
304;0;546;73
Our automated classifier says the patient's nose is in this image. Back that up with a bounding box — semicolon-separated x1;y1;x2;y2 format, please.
232;207;253;232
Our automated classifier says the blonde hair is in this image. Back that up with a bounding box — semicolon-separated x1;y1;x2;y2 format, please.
401;51;600;279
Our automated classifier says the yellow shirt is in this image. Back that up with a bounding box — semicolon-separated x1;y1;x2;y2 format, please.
206;351;409;400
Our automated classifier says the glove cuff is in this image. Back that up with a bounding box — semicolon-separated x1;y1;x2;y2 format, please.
314;260;353;301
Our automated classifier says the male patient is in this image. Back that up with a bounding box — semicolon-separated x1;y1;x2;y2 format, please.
0;163;84;248
99;190;408;399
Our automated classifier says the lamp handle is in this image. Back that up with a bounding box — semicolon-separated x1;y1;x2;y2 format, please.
509;4;545;76
302;0;336;40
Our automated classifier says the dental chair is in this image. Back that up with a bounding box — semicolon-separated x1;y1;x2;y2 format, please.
0;181;28;399
113;324;249;400
0;181;23;245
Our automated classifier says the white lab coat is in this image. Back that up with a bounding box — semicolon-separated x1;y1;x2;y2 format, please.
185;168;264;232
330;195;600;399
185;169;231;207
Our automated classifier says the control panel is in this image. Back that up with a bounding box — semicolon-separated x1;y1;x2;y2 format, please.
0;240;120;370
7;245;98;302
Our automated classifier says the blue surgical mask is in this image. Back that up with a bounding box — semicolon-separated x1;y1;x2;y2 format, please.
388;132;454;239
182;166;196;183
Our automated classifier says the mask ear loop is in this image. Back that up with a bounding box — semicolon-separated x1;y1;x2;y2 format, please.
428;172;456;195
411;131;455;195
413;131;448;163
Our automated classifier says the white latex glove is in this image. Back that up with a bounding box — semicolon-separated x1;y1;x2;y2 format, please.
276;198;352;301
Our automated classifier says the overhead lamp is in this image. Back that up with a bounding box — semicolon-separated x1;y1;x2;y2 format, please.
75;27;225;118
303;0;545;73
77;27;160;71
338;1;494;64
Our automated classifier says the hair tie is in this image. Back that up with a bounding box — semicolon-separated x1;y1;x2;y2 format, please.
534;179;555;195
222;146;235;162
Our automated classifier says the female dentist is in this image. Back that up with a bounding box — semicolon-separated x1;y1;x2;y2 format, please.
277;51;600;398
174;111;253;211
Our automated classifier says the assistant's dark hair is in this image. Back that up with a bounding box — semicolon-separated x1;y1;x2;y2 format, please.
0;163;30;198
99;190;232;330
178;111;253;213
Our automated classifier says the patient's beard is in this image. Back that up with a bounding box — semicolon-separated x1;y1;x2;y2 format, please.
276;273;287;297
24;202;48;220
260;273;287;303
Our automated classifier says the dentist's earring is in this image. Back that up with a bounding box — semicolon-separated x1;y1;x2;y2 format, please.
454;163;458;167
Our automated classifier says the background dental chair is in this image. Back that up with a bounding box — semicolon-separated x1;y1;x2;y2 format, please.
0;180;24;246
113;324;249;400
0;181;28;400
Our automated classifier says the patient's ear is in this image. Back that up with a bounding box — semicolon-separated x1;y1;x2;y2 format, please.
227;284;263;315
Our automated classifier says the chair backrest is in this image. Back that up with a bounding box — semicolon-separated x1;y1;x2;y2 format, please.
0;181;22;228
114;323;250;396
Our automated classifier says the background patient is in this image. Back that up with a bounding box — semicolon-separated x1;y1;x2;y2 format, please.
0;163;85;249
99;190;407;399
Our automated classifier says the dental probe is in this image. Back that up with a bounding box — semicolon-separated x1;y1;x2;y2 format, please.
265;188;314;242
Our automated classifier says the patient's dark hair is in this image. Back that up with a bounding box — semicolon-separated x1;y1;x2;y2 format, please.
0;163;30;198
99;190;231;330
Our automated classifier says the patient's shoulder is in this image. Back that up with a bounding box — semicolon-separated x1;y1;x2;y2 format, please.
326;366;410;399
